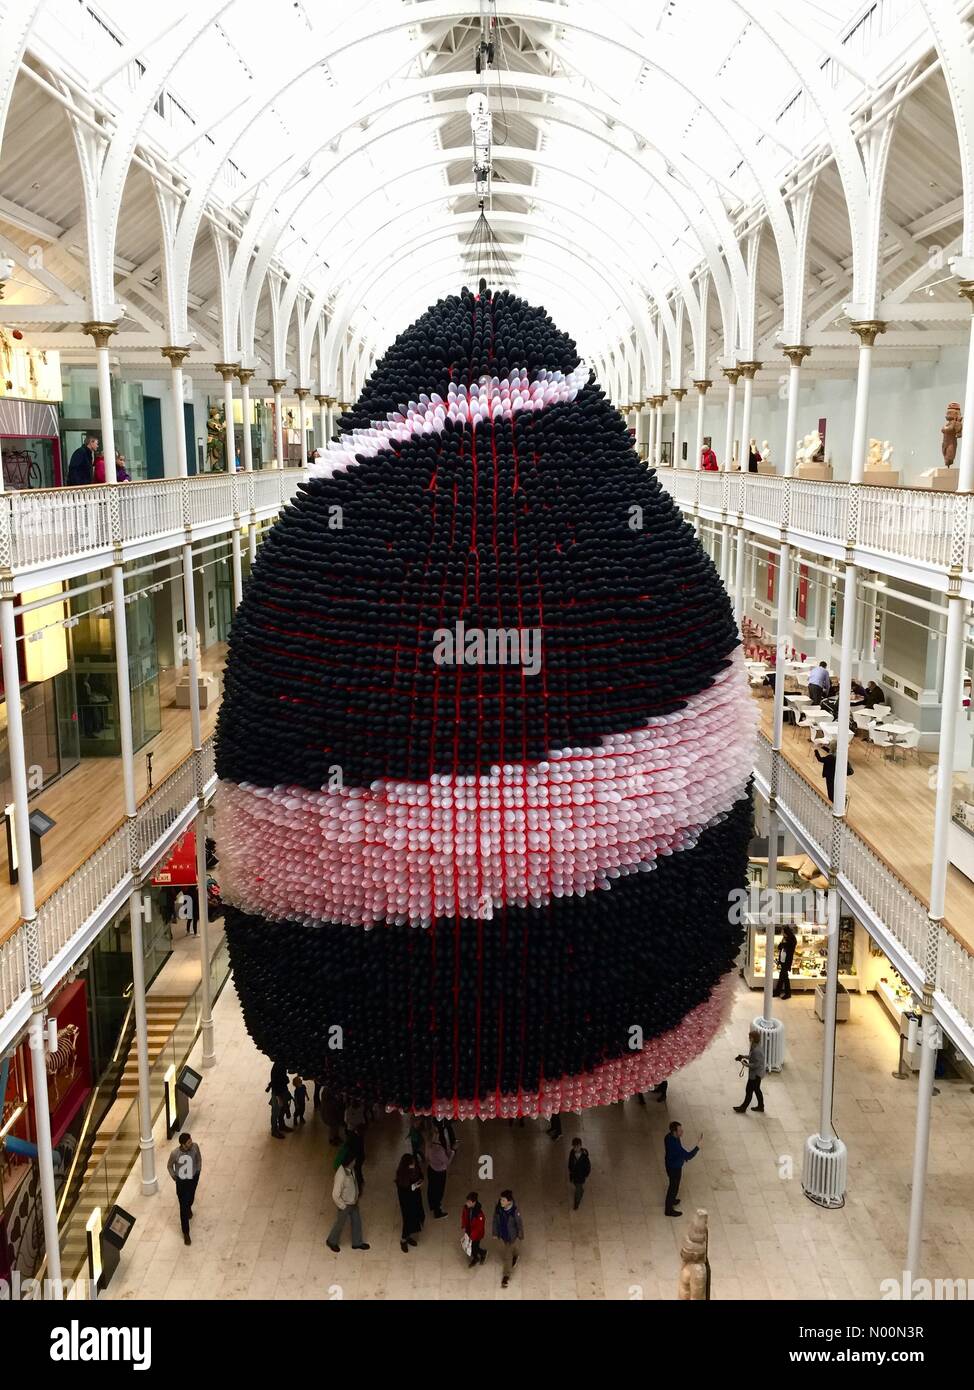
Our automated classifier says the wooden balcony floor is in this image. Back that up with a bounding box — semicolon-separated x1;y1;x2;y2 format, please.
754;694;974;951
0;643;227;944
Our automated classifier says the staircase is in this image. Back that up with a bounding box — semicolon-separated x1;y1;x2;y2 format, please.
59;995;191;1279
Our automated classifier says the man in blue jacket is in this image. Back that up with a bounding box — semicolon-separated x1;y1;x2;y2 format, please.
664;1120;702;1217
66;434;98;485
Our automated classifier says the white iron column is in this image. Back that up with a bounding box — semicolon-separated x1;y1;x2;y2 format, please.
161;346;191;477
905;586;965;1278
237;368;254;473
955;281;974;493
215;364;238;473
654;394;666;466
110;563;157;1196
315;394;328;452
181;542;215;1068
671;387;686;468
693;379;711;468
781;347;811;478
721;367;740;472
802;322;883;1209
646;396;659;467
720;367;740;592
269;379;286;469
0;593;62;1286
82;322;119;483
738;362;761;474
295;388;310;471
636;401;650;462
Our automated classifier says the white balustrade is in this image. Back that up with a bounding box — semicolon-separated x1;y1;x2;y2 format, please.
839;823;928;966
4;486;113;570
0;929;28;1017
740;476;783;527
788;480;847;546
0;472;307;577
137;754;198;866
858;485;954;570
186;474;235;528
1;738;215;1030
938;926;974;1031
698;474;725;513
116;480;183;546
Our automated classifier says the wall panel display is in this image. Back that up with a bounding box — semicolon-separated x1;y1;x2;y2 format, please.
216;286;756;1117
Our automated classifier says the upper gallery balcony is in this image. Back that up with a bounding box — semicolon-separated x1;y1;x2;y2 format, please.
0;469;308;588
653;466;974;594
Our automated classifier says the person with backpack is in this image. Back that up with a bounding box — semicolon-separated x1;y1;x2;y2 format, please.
492;1190;524;1288
568;1136;591;1210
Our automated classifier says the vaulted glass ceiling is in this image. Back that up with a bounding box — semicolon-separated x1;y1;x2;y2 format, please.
39;0;929;366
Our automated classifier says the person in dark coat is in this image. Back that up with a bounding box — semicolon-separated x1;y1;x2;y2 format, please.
492;1190;524;1287
568;1137;591;1210
291;1075;308;1125
773;924;798;1000
814;747;852;804
66;435;98;485
663;1121;701;1216
395;1152;426;1252
266;1060;290;1137
319;1089;343;1144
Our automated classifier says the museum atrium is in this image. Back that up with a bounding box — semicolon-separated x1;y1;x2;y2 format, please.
1;0;974;1317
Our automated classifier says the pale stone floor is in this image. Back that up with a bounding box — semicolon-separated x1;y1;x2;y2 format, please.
104;976;974;1302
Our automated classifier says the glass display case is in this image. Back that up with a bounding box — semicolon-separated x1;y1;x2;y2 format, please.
948;780;974;885
744;917;858;991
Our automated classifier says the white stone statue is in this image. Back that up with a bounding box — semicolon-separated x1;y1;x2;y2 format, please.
867;437;883;468
795;431;823;468
881;440;894;467
760;440;772;465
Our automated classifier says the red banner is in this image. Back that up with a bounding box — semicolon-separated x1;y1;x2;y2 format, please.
151;828;197;887
767;551;776;603
798;564;809;621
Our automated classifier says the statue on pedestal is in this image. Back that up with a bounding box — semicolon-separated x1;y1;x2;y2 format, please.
678;1208;711;1300
795;431;823;468
206;403;227;471
942;402;963;467
867;437;883;468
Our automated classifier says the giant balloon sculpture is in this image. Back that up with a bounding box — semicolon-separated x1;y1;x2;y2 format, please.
215;284;755;1118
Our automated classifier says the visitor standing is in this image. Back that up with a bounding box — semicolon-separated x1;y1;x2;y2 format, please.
395;1152;426;1252
291;1075;308;1126
734;1028;767;1114
568;1137;591;1210
663;1121;700;1217
67;434;98;485
461;1192;487;1268
426;1124;454;1218
326;1156;369;1253
266;1060;290;1138
167;1132;202;1246
492;1190;524;1288
773;925;798;1000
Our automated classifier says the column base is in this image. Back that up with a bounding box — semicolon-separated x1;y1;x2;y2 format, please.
201;1020;216;1068
752;1014;785;1072
801;1134;847;1208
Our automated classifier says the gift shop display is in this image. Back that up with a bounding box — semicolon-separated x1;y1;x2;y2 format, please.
215;284;755;1117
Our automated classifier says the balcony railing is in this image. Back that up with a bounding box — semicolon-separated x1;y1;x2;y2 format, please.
756;733;974;1041
655;467;973;579
0;737;216;1030
0;469;308;577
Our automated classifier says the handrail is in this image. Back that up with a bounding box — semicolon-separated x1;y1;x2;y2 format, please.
0;736;215;1017
0;468;308;575
755;731;974;1031
655;465;974;578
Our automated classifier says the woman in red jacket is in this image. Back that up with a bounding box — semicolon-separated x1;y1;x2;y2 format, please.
461;1191;487;1268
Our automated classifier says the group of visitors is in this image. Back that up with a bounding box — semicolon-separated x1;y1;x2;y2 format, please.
169;1029;769;1277
66;433;131;484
